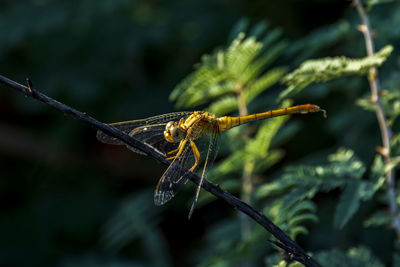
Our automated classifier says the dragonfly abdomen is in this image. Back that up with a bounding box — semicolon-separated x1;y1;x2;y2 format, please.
217;104;325;131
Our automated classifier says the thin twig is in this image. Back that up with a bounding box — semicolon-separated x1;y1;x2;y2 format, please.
353;0;400;236
0;74;321;267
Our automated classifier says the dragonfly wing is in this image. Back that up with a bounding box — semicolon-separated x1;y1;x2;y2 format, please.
96;112;193;152
188;126;220;218
96;119;151;146
124;124;179;156
202;127;220;177
154;139;195;205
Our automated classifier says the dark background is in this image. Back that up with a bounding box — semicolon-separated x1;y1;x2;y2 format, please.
1;0;397;266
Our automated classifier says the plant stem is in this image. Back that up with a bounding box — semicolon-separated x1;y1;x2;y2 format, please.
353;0;400;237
237;85;249;116
237;86;254;241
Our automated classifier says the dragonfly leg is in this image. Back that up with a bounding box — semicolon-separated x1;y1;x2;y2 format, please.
167;147;179;155
177;118;185;127
166;139;187;160
188;140;200;172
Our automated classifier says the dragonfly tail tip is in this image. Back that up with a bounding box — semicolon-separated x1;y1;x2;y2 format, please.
320;108;327;118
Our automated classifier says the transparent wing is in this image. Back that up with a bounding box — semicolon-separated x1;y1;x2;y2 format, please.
96;112;193;155
122;124;180;156
154;139;196;205
96;111;193;145
200;127;220;183
154;124;220;209
188;126;220;218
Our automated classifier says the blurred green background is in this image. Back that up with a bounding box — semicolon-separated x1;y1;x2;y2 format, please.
1;0;399;266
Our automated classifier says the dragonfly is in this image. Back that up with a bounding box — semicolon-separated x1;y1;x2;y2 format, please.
96;104;326;218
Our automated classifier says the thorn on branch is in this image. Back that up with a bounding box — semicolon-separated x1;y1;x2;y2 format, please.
268;239;299;262
369;95;378;104
376;146;389;157
357;24;368;33
25;78;34;96
357;25;377;39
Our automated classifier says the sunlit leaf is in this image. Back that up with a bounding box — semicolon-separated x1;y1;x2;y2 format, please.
279;45;393;101
363;211;391;227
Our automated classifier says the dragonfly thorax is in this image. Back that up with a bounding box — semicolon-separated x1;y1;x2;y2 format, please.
164;121;184;143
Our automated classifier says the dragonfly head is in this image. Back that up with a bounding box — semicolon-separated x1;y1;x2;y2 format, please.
164;121;184;143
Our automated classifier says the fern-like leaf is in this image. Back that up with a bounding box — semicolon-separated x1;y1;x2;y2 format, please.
314;247;384;267
334;180;364;229
279;45;393;101
257;148;374;229
171;25;287;110
357;87;400;126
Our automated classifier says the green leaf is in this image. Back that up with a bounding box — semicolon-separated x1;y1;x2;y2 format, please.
171;27;286;110
281;186;318;209
391;133;400;156
248;20;269;40
228;17;250;42
364;0;399;9
242;43;287;83
252;149;285;174
384;156;400;173
287;201;317;218
289;226;309;239
256;177;297;198
364;155;385;200
315;247;384;267
258;148;366;230
271;261;289;267
347;247;385;267
101;190;170;266
288;213;319;228
206;149;246;181
363;211;392;227
279;45;394;101
356;97;375;114
357;88;400;126
246;100;292;157
286;20;350;65
207;95;238;116
261;28;283;48
334;181;363;229
207;67;286;115
245;67;287;101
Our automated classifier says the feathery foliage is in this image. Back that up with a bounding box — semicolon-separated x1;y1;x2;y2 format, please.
167;6;398;264
101;190;171;266
279;45;393;101
170;19;287;115
4;1;400;266
257;148;385;230
169;21;326;265
99;9;397;265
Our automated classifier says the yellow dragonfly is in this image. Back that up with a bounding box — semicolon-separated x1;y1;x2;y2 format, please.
97;104;326;217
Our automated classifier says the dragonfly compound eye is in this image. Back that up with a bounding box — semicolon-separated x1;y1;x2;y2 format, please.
164;121;182;143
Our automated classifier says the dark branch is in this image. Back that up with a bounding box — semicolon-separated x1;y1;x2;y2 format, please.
0;74;321;267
